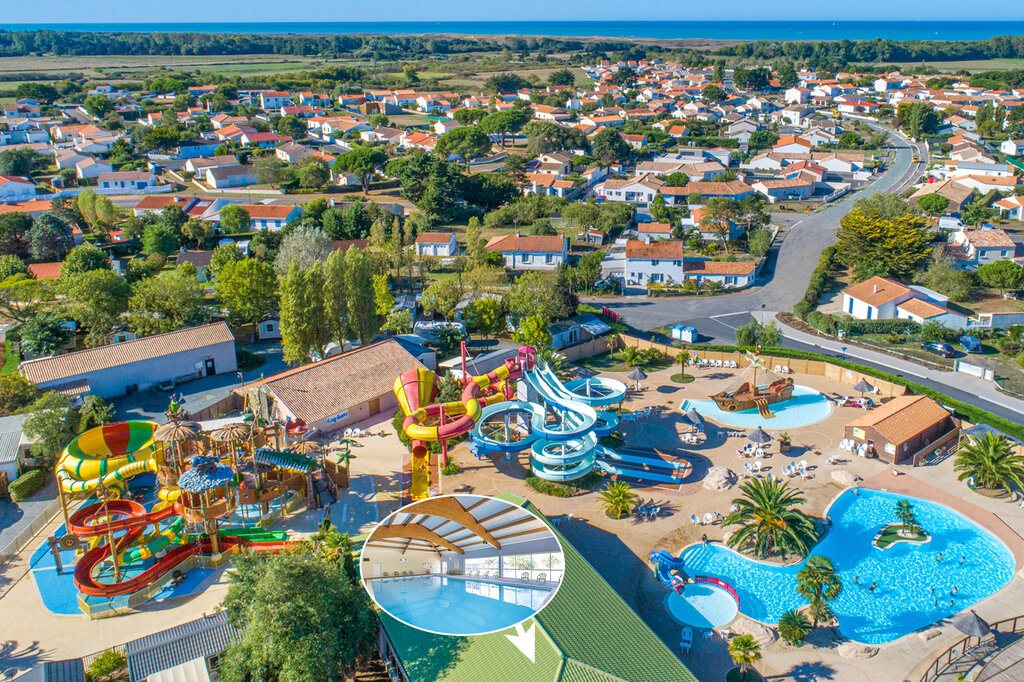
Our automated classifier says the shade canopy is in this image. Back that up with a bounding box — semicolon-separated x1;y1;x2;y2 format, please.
747;427;772;444
209;423;252;442
627;368;648;381
154;420;200;443
179;456;234;493
289;440;323;455
852;379;874;394
951;610;990;638
684;408;705;426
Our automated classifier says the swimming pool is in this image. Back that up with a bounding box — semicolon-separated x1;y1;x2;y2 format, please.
665;581;739;628
677;489;1014;644
683;385;832;429
367;575;554;636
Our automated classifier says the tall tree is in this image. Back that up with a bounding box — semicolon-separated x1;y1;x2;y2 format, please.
60;244;109;278
333;146;388;195
796;555;843;627
58;269;130;347
29;214;74;262
214;258;279;325
435;126;493;168
591;127;631;163
344;247;378;345
836;209;932;281
126;272;205;336
280;262;330;363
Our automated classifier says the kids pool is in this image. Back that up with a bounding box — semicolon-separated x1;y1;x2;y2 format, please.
682;385;832;429
677;489;1014;644
367;575;554;636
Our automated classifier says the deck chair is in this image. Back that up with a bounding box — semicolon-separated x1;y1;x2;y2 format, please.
521;572;530;582
536;573;547;583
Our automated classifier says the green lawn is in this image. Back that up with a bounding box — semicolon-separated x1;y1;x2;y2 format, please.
573;351;674;374
875;524;929;549
1;340;20;375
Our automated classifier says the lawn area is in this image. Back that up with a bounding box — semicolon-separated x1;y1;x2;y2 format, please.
861;58;1024;73
0;340;19;375
874;524;929;550
573;350;674;374
856;334;955;369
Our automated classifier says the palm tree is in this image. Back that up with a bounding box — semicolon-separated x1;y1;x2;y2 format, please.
598;481;638;519
795;555;842;627
615;346;641;367
894;499;918;535
724;478;818;559
778;609;811;646
675;349;691;381
728;634;761;679
954;432;1024;494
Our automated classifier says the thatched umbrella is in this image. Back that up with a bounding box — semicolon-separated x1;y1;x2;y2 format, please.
951;610;990;638
852;379;874;398
289;440;323;455
747;427;772;445
627;367;647;391
154;419;200;467
210;422;252;442
683;408;705;433
179;455;235;554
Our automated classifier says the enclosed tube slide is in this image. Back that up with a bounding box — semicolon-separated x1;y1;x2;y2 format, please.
650;550;687;594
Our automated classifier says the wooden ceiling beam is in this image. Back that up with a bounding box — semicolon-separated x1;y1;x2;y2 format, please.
369;523;465;554
406;497;503;549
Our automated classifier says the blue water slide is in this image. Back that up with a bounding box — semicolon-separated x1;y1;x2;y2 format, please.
469;400;543;453
650;550;687;594
535;363;627;407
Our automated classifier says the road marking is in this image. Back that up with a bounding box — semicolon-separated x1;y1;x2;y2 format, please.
710;312;750;320
506;622;536;662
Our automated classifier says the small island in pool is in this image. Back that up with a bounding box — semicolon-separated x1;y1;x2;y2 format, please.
874;524;930;550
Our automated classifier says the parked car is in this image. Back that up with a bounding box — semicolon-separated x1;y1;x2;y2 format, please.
920;342;954;358
959;335;982;353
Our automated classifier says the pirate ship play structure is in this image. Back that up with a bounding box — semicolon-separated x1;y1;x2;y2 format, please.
710;351;794;417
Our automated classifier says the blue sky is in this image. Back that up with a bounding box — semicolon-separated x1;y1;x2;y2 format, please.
0;1;1017;23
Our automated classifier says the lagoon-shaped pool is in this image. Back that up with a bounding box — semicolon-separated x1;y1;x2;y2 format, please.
683;385;832;430
678;489;1014;644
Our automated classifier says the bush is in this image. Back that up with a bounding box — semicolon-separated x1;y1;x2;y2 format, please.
793;300;813;319
9;469;46;501
805;311;837;334
235;347;265;372
86;649;127;681
842;319;921;336
442;462;460;475
525;471;603;497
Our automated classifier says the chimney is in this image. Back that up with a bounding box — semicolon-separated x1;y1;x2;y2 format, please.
515;231;520;238
644;234;652;245
873;284;879;294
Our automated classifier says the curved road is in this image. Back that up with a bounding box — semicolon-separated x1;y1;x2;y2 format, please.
589;123;925;334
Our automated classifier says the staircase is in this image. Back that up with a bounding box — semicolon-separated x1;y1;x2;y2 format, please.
754;398;775;419
354;658;391;682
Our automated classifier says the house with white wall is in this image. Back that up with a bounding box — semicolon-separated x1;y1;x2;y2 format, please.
484;234;567;270
414;232;458;257
840;276;967;329
0;175;37;202
949;228;1018;269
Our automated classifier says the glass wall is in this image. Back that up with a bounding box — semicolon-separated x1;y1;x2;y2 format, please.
501;552;564;583
464;555;500;578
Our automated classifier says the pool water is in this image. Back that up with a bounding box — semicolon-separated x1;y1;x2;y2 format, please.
666;582;739;628
683;385;832;429
368;575;554;636
679;489;1014;644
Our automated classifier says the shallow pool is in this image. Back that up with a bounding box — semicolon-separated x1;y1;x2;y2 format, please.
684;385;832;429
678;489;1014;644
368;575;553;636
666;582;739;628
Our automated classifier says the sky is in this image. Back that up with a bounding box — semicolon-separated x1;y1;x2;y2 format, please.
0;0;1018;24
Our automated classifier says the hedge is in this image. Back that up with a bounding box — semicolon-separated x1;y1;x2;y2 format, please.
840;319;921;336
525;471;604;497
800;244;838;312
9;469;46;502
688;344;1024;441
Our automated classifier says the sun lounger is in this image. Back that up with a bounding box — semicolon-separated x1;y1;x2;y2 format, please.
703;513;715;525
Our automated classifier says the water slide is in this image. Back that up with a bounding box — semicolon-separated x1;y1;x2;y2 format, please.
650;550;687;594
469;363;626;481
56;421;162;498
394;361;522;498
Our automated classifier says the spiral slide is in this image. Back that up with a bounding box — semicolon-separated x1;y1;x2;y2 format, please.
650;550;687;594
56;421;161;498
469;363;626;482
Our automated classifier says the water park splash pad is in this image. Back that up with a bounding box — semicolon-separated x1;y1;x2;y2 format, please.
38;404;342;617
393;345;629;499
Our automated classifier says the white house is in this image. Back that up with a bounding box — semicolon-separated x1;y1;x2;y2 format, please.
259;91;291;110
596;174;664;205
205;164;258;189
484;234;567;270
841;276;967;329
995;195;1024;221
784;87;811;104
0;175;37;202
624;239;685;286
949;228;1018;268
1000;139;1024;157
75;157;113;180
414;232;458;257
97;171;156;191
636;222;674;241
240;204;303;231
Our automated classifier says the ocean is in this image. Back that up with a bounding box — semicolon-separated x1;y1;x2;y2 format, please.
0;21;1022;42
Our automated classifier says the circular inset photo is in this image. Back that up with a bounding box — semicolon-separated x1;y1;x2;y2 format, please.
360;494;564;636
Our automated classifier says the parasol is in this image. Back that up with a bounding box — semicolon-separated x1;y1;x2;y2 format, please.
747;427;772;445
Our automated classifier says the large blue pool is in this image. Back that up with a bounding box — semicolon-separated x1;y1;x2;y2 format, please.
683;385;832;429
368;575;554;636
679;489;1015;644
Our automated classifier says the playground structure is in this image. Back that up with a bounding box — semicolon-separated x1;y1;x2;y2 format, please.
711;351;794;417
650;549;688;594
49;400;348;618
394;344;629;499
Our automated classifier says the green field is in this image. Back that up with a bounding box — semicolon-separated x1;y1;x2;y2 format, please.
860;58;1024;73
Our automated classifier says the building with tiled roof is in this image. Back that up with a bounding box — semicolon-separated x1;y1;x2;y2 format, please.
27;262;62;280
414;231;458;257
20;323;236;399
950;228;1018;269
125;610;237;682
378;492;698;682
237;339;423;433
845;395;958;465
485;234;568;270
841;276;967;329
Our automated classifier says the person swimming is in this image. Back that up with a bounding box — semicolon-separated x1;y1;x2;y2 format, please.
869;582;876;592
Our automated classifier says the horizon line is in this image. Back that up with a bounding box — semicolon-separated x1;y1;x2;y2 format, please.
1;19;1021;25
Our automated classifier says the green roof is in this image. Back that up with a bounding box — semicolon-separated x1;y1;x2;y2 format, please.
377;493;697;682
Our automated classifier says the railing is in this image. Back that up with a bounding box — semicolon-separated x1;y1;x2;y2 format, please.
919;615;1024;682
0;495;64;567
693;575;740;607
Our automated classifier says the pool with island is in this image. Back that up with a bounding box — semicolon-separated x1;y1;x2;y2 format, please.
664;488;1015;644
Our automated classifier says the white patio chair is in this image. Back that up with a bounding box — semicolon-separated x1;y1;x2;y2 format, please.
703;513;715;525
782;366;791;374
766;472;776;482
681;626;693;653
753;460;763;472
799;459;808;471
690;514;699;526
774;365;782;373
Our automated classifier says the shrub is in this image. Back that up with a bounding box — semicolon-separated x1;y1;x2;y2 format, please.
805;311;837;334
525;471;603;497
87;649;127;681
793;300;813;319
442;462;460;475
842;319;921;336
9;469;46;501
235;347;265;372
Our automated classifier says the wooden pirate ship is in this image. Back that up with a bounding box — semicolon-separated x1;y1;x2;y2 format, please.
710;351;793;417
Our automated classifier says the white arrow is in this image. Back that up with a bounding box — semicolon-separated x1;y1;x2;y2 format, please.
505;621;536;662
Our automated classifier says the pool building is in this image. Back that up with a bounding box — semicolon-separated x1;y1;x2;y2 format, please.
845;395;959;465
376;493;698;681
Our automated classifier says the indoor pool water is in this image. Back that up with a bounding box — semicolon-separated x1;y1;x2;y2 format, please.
666;582;739;628
683;385;832;429
368;575;554;636
679;489;1014;644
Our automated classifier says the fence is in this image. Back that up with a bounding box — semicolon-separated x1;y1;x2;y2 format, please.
618;335;910;399
919;614;1024;682
0;494;64;566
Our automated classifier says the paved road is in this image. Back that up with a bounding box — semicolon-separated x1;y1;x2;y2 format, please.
587;124;923;334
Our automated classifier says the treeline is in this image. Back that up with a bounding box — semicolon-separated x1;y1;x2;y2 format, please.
0;30;646;59
717;35;1024;67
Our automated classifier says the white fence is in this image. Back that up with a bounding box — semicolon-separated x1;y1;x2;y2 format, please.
0;495;63;566
955;360;995;381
